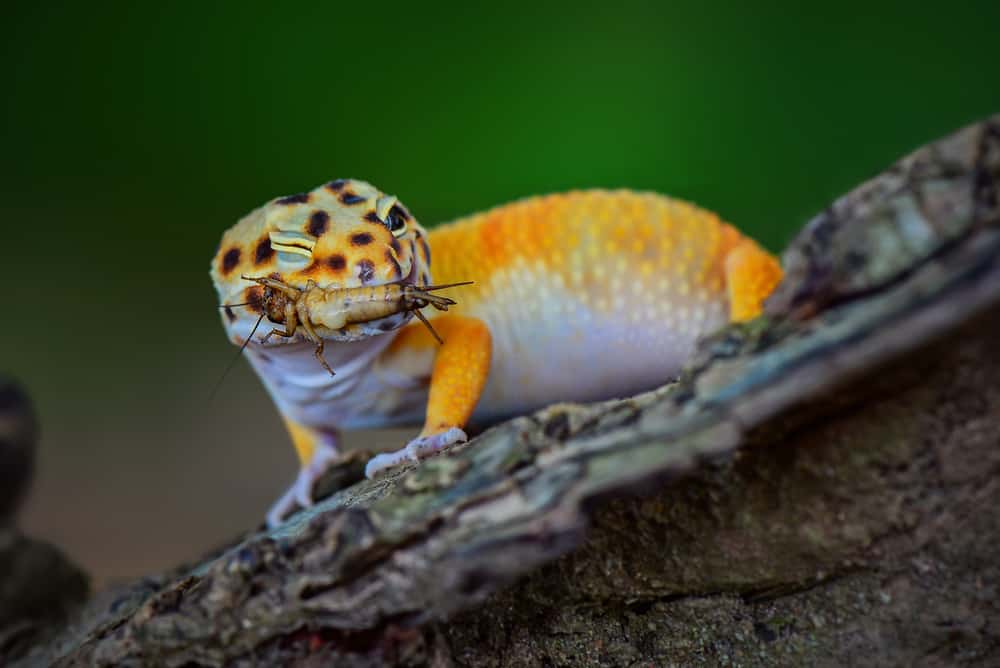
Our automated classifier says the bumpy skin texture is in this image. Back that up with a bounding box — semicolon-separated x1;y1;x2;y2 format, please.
210;180;782;526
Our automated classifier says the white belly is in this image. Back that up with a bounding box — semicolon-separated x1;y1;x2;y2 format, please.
467;269;729;422
245;271;729;432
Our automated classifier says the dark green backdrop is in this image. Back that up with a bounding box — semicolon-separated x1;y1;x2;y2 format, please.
4;1;998;580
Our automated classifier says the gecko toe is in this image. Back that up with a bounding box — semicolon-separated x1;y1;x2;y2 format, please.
365;427;469;479
293;474;315;509
294;446;340;508
265;486;299;529
266;442;341;526
365;448;412;478
405;427;468;461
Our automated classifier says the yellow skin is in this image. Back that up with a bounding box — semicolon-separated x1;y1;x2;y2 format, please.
211;179;782;527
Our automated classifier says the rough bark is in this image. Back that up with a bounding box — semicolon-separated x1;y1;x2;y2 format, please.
5;115;1000;667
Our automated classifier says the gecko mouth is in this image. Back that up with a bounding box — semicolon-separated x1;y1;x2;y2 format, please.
240;262;471;351
316;248;437;327
310;258;423;338
239;272;471;375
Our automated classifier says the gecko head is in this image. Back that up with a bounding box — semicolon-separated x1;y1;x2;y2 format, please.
211;179;434;345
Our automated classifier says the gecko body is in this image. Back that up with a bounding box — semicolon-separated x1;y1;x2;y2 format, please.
210;179;782;526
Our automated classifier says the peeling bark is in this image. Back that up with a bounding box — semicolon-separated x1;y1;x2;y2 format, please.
6;115;1000;667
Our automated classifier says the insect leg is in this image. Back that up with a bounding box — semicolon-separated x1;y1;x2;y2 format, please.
412;308;445;344
260;328;293;343
298;316;336;377
260;301;300;343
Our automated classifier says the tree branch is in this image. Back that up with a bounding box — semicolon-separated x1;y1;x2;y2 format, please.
8;115;1000;668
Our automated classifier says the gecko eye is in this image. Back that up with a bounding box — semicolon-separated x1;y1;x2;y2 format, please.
384;206;408;238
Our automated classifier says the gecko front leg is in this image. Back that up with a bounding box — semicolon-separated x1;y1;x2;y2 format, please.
265;418;341;528
365;314;492;478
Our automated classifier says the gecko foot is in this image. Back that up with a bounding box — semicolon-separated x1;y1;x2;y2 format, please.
364;427;468;479
266;441;341;528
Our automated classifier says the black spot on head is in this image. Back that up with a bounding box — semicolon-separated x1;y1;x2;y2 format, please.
245;286;264;313
327;254;346;270
224;306;237;322
363;211;382;224
276;192;310;205
340;192;366;205
385;249;402;278
308;210;330;236
254;237;274;264
325;179;347;192
221;247;241;275
356;259;375;284
351;232;374;246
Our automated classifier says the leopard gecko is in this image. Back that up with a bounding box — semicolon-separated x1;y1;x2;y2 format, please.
210;179;782;526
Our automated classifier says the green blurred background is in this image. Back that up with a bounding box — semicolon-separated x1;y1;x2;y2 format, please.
4;1;999;584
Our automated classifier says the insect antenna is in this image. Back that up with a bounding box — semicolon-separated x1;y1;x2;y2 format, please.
219;302;252;309
420;281;474;291
209;312;266;402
